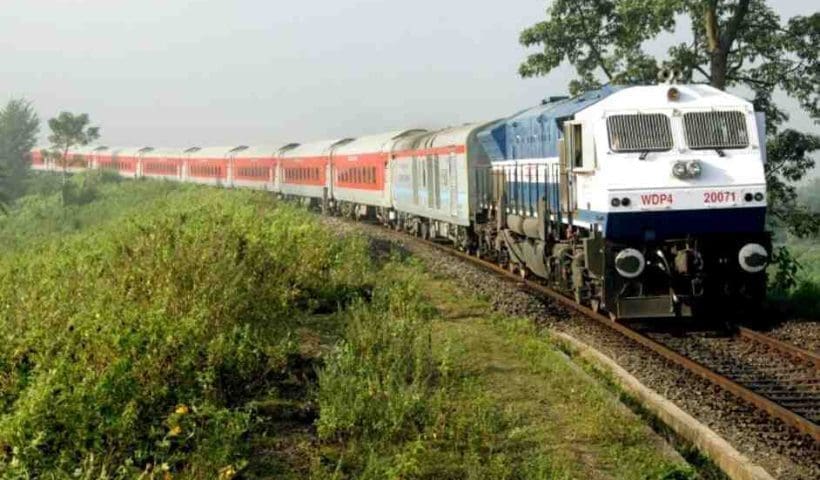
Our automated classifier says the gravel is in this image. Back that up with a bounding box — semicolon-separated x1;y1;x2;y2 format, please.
322;217;820;480
762;321;820;355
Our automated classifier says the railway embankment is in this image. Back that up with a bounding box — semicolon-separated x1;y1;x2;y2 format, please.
0;176;694;478
338;219;819;480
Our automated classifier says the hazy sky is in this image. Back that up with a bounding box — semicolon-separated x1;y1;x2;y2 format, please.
1;0;815;150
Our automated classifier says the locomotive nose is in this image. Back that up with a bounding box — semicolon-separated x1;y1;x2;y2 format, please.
738;243;768;273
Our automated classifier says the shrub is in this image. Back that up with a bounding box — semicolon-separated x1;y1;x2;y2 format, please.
316;264;439;444
0;188;372;478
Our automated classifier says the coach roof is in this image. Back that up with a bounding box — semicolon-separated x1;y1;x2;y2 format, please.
282;138;354;158
334;129;427;156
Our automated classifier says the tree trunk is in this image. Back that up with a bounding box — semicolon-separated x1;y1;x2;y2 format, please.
710;49;729;90
62;146;69;206
704;0;750;92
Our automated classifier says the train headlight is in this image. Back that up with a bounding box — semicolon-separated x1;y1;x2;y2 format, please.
672;161;688;179
615;248;646;279
686;160;702;177
738;243;768;273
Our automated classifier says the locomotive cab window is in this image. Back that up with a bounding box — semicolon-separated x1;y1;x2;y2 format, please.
607;114;673;152
683;111;748;150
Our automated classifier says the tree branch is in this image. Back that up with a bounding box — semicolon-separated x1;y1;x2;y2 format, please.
694;64;712;81
570;1;614;80
720;0;751;51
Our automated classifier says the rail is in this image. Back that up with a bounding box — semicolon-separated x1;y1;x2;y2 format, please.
421;238;820;442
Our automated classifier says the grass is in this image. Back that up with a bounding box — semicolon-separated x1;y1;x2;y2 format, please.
0;175;695;479
421;274;693;480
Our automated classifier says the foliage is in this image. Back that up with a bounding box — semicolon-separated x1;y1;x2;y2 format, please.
765;130;820;237
0;185;371;478
798;177;820;213
0;172;172;253
0;99;40;202
520;0;820;237
47;111;101;205
769;245;801;292
47;112;100;161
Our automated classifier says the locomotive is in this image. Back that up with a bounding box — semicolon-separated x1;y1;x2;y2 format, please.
31;80;771;319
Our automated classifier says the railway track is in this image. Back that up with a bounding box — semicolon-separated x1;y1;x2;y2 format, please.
418;237;820;443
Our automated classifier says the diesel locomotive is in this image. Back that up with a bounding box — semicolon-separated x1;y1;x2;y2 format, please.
31;80;771;319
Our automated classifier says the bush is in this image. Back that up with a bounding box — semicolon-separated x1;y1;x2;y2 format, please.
317;264;440;444
314;263;523;479
0;188;372;478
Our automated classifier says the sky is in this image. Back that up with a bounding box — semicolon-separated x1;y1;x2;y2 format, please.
0;0;816;154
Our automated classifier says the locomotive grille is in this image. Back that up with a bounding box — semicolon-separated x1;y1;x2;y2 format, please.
606;114;673;152
683;111;748;150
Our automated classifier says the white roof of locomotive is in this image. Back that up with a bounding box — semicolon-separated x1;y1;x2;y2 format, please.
334;129;427;155
282;138;354;158
577;84;753;119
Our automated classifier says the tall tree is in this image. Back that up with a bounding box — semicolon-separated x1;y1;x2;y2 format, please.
0;99;40;201
519;0;820;237
47;112;100;204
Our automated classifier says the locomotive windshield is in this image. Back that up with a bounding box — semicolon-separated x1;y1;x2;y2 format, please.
606;114;673;152
683;111;748;150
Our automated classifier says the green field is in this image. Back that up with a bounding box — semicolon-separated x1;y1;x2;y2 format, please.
0;174;693;479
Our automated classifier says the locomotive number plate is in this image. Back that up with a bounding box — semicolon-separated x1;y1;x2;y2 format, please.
702;190;738;206
639;193;674;207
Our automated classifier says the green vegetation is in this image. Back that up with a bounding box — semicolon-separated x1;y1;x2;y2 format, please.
0;179;370;478
0;171;184;253
770;179;820;319
0;177;691;478
0;98;39;205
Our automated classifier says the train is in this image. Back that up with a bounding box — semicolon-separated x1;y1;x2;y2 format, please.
30;80;771;319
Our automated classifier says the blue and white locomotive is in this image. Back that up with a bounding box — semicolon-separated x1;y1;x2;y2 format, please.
33;78;772;319
475;82;770;318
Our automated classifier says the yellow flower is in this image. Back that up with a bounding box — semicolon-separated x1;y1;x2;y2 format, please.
168;425;182;437
218;465;237;480
174;404;189;415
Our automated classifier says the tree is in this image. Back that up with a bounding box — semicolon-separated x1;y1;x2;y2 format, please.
519;0;820;237
47;112;100;204
0;170;9;214
0;99;40;201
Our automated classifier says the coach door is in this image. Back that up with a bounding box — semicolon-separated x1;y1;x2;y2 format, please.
448;152;458;216
561;120;584;215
